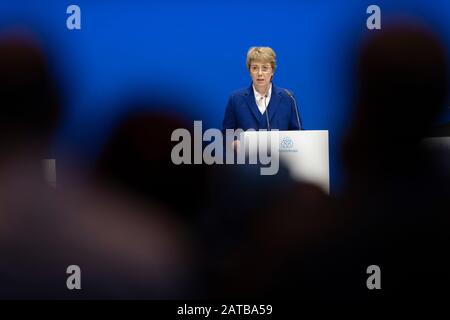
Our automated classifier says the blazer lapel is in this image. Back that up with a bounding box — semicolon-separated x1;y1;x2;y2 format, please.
243;85;264;124
268;84;282;124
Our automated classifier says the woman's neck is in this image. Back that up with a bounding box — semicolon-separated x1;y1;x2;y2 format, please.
253;83;270;96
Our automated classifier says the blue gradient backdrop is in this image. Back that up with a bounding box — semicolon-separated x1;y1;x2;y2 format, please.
1;0;449;192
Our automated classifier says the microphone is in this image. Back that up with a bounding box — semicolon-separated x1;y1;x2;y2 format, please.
264;94;271;131
284;89;303;130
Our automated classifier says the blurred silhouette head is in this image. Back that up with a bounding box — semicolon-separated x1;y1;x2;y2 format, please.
95;105;206;223
0;33;60;155
344;23;449;174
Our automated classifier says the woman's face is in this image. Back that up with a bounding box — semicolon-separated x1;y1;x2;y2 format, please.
249;60;273;88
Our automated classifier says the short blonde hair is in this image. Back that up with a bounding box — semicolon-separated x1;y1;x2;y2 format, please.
246;47;277;72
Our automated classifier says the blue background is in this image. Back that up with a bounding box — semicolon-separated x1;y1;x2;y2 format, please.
1;0;449;193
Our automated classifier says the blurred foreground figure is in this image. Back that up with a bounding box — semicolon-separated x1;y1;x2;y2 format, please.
95;107;207;227
336;22;450;300
0;34;192;299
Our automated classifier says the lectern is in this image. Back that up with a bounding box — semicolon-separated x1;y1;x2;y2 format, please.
240;130;330;194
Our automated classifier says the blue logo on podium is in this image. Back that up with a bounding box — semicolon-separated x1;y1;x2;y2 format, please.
280;137;294;150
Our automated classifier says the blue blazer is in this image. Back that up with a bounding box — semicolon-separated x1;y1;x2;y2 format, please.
222;84;302;132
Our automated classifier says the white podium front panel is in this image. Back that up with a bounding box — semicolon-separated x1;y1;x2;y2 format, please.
241;130;330;194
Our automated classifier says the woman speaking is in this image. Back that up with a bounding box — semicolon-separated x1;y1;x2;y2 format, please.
222;46;302;133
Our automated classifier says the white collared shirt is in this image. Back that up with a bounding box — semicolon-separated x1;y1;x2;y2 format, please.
253;83;272;115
